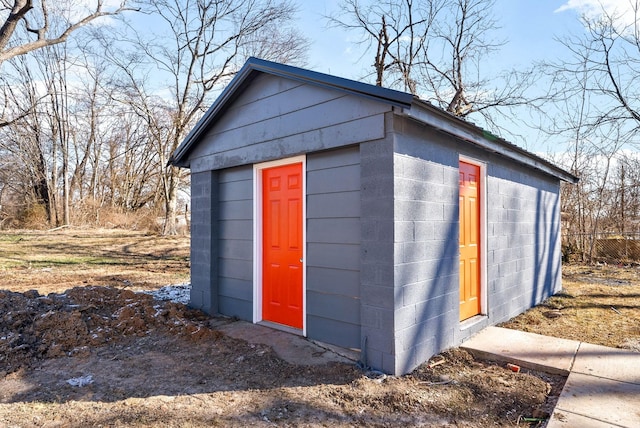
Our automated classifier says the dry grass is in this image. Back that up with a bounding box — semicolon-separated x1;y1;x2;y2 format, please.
0;228;190;293
501;264;640;350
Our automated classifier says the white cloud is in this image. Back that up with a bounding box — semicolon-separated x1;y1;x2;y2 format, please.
556;0;631;15
556;0;638;32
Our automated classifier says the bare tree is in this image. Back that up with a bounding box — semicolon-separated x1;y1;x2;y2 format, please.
0;0;137;64
107;0;308;235
546;3;640;143
328;0;537;136
329;0;442;93
0;0;138;129
543;2;640;261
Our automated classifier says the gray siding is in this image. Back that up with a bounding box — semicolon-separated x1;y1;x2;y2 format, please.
186;75;566;377
186;73;391;173
217;165;254;320
306;146;361;349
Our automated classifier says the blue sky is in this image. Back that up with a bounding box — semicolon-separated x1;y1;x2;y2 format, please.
299;0;627;78
295;1;635;154
299;1;587;79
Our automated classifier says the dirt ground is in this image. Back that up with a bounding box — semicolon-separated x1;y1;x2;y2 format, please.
5;229;636;427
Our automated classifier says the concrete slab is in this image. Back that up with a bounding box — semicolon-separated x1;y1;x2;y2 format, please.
547;409;624;428
549;372;640;428
572;343;640;384
460;326;580;375
215;319;358;366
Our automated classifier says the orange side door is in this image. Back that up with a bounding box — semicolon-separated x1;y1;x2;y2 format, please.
459;161;481;321
262;163;303;329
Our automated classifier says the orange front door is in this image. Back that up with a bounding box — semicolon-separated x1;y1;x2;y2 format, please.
262;162;303;329
459;161;481;321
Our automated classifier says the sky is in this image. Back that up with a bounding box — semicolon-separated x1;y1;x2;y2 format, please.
291;0;636;154
298;0;626;78
23;0;631;157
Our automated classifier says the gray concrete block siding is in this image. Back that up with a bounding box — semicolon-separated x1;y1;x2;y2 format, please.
360;135;396;373
391;122;461;374
486;165;562;322
189;170;219;315
174;58;576;376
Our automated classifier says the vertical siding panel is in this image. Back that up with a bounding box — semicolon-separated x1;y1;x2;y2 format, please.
305;146;361;349
217;165;254;320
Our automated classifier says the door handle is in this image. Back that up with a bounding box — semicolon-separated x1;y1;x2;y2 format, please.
300;258;304;263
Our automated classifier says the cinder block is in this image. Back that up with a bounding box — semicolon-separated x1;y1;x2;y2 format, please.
363;348;383;372
360;285;394;308
381;351;398;374
361;305;394;331
414;221;434;239
415;292;457;324
361;242;394;265
360;323;394;354
361;197;394;219
395;221;415;243
393;348;417;374
402;241;428;263
396;200;444;222
394;261;422;287
361;262;394;286
400;280;429;306
395;305;416;330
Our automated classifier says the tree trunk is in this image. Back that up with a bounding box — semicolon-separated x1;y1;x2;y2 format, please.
162;170;179;235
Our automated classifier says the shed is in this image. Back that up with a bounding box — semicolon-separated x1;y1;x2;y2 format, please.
170;57;578;375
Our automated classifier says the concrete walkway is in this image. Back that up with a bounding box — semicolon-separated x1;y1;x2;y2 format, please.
212;319;359;366
461;327;640;427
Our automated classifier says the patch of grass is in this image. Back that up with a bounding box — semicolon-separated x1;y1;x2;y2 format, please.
0;234;27;243
26;256;125;267
0;228;190;293
502;264;640;349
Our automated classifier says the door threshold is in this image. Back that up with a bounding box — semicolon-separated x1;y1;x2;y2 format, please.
258;320;304;336
460;314;487;331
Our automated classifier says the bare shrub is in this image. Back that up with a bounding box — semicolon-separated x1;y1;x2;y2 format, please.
15;202;48;229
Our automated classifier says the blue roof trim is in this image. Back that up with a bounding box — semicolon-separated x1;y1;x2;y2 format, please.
169;57;413;167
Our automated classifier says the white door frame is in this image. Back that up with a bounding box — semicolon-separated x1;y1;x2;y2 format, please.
252;155;307;334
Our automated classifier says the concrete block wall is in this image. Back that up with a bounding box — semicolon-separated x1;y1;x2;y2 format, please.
392;146;460;374
486;164;561;323
189;170;219;314
360;135;396;374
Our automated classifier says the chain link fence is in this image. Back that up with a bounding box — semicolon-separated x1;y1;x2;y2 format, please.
563;233;640;264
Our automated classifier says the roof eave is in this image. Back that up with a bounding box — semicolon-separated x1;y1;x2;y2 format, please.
405;99;579;184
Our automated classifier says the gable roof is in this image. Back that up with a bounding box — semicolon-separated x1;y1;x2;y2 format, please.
169;57;413;168
169;57;578;184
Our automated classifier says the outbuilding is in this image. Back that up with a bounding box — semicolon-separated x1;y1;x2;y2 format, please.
170;57;578;375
